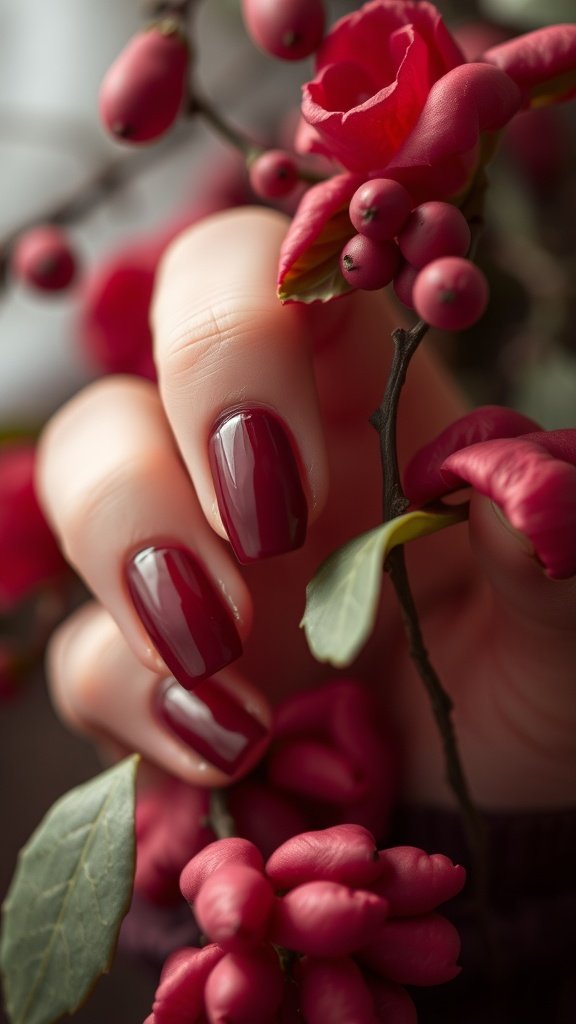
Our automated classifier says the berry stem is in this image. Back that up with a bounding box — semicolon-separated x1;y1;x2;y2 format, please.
370;320;492;950
189;92;263;162
208;788;236;840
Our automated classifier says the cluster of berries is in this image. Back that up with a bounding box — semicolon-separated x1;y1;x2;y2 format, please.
340;178;488;331
145;825;465;1024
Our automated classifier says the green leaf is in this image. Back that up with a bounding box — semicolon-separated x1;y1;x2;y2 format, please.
1;755;140;1024
278;206;353;304
301;507;468;667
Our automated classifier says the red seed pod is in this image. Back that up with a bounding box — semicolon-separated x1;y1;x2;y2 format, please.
152;944;224;1024
412;257;488;331
297;957;378;1024
357;913;462;987
366;977;418;1024
242;0;325;61
269;880;389;957
349;179;413;242
99;21;189;143
398;202;471;269
12;225;77;292
265;824;381;889
204;946;284;1024
249;149;299;199
195;864;274;951
180;838;264;906
371;847;466;916
340;235;400;291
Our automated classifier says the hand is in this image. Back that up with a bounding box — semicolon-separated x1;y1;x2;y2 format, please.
37;208;576;810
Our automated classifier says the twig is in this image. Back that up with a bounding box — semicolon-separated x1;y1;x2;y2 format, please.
208;789;236;839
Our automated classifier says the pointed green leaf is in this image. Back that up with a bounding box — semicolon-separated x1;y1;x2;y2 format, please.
302;507;468;667
1;755;140;1024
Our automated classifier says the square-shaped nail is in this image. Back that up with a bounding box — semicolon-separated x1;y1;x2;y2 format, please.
209;406;308;564
126;545;242;688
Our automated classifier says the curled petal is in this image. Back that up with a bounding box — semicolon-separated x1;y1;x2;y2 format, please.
180;839;263;906
277;173;362;303
265;824;381;888
371;846;465;916
152;944;224;1024
269;880;388;956
297;956;378;1024
194;864;274;952
386;62;522;200
483;25;576;108
358;913;461;986
441;436;576;579
204;946;284;1024
403;405;540;504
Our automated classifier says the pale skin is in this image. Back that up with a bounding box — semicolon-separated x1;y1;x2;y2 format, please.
37;208;576;811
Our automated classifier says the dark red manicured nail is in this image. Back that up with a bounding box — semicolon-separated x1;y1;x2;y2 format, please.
209;407;308;564
126;546;242;688
156;677;269;775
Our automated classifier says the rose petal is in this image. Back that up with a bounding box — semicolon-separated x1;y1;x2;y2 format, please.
483;25;576;108
441;435;576;579
403;405;540;505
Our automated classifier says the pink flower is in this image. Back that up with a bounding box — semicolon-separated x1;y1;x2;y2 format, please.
403;406;576;580
0;442;68;612
147;827;465;1022
482;24;576;109
300;0;465;173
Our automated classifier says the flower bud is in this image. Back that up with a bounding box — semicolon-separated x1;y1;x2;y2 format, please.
204;946;284;1024
358;913;462;986
265;824;381;888
195;864;274;951
371;846;466;916
99;22;189;143
180;838;263;906
270;880;388;956
152;944;223;1024
297;956;378;1023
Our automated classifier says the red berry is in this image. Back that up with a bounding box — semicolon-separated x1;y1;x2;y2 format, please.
392;262;418;310
194;864;274;951
349;179;413;241
398;202;471;269
99;22;189;143
249;150;299;199
340;235;400;291
12;226;76;292
242;0;325;61
412;257;488;331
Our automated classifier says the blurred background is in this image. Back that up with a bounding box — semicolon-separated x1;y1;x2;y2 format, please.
1;0;575;1020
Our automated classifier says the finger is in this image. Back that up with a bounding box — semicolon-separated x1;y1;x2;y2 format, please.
48;602;271;785
152;206;467;565
37;375;250;683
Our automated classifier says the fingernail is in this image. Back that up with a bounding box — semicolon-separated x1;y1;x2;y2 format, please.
156;677;269;775
126;545;242;687
209;406;308;564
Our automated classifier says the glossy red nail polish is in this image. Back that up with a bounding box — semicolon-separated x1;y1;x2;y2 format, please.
209;407;308;564
156;677;269;775
126;546;242;687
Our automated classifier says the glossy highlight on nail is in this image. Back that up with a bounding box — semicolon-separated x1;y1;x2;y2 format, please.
126;545;242;688
209;406;308;564
156;677;269;775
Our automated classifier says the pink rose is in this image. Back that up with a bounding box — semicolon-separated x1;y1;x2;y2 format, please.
300;0;464;173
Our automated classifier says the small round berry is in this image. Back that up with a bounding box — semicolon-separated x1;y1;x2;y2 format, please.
349;179;413;241
99;22;189;143
12;226;77;292
412;257;488;331
393;261;419;310
398;202;471;269
340;235;400;291
249;150;299;199
242;0;325;61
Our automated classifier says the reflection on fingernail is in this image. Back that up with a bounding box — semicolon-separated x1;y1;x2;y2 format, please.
126;545;242;688
209;406;308;563
155;677;269;775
